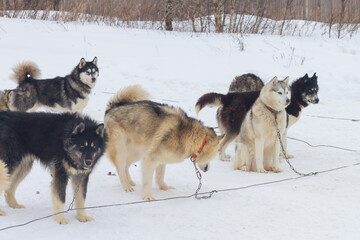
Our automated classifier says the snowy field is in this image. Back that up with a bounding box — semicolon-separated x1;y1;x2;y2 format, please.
0;18;359;240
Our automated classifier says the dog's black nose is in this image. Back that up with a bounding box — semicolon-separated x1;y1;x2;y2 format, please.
91;77;96;82
315;98;319;104
84;159;92;167
286;99;290;105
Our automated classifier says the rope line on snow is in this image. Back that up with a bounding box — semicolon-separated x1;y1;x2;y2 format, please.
304;114;360;122
1;160;359;232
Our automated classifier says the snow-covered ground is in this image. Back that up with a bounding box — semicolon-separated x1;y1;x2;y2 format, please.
0;18;359;240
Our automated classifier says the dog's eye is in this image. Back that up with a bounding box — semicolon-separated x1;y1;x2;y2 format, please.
277;92;283;95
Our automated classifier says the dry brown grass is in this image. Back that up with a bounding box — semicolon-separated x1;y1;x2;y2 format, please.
1;0;359;37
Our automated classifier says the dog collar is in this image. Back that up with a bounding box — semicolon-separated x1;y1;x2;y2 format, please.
265;104;281;119
190;135;207;161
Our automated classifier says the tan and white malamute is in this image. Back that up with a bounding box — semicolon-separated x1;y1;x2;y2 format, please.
104;85;220;200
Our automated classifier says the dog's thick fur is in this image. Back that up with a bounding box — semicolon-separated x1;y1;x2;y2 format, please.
0;111;107;223
196;73;319;160
228;73;264;93
9;57;98;113
0;90;13;111
105;85;220;201
233;77;290;172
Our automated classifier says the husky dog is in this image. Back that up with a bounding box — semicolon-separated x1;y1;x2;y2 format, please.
0;90;13;111
196;73;319;160
104;85;220;201
0;111;107;224
228;73;264;93
9;57;98;113
233;77;290;172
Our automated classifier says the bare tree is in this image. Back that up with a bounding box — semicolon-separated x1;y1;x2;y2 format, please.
165;0;173;31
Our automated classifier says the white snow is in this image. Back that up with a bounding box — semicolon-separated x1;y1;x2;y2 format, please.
0;17;359;240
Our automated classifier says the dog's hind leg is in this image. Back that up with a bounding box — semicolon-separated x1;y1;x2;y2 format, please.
0;161;10;216
280;130;294;159
141;158;157;201
156;164;174;191
107;134;134;192
233;142;251;171
5;156;34;209
218;133;237;162
270;140;282;173
71;174;93;222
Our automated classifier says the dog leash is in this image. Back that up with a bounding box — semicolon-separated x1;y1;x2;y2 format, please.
274;115;318;176
190;136;217;199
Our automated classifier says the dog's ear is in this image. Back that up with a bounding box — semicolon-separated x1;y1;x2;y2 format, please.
79;58;86;69
92;56;98;66
96;124;105;138
304;73;309;78
283;76;290;84
270;76;278;85
72;122;85;135
312;72;317;78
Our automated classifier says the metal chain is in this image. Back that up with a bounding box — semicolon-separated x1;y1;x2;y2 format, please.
275;116;318;176
190;157;217;199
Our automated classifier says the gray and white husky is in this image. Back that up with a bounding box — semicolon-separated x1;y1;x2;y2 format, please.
9;57;98;113
233;76;290;173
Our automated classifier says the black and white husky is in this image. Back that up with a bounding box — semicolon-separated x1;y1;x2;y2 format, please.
0;111;107;224
9;57;99;113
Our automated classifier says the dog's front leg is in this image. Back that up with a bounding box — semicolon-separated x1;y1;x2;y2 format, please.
51;168;69;224
141;159;157;201
71;174;93;222
156;164;174;190
254;138;267;173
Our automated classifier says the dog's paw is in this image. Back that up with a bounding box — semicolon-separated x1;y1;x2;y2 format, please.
271;167;283;173
76;214;93;223
240;166;250;172
0;210;6;216
129;180;136;186
256;168;268;173
123;186;134;192
286;154;294;159
142;194;155;201
54;215;69;225
220;155;231;162
9;203;25;209
159;184;175;191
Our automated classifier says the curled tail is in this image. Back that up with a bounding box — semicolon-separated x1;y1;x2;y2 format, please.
195;92;224;115
106;85;150;113
10;61;41;84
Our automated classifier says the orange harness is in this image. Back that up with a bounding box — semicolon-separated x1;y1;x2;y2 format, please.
190;135;207;161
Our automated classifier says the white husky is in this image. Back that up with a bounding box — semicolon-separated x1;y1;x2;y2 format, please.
233;76;291;173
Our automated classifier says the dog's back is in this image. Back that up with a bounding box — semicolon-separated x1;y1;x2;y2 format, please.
228;73;264;93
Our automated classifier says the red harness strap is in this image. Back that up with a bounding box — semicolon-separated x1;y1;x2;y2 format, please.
191;135;207;161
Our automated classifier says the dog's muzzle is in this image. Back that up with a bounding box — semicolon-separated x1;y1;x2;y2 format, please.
84;159;93;168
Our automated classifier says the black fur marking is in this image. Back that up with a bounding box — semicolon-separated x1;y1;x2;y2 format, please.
286;73;319;117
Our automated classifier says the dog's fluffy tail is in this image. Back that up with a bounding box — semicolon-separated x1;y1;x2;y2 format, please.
10;61;41;84
195;92;224;115
106;85;150;113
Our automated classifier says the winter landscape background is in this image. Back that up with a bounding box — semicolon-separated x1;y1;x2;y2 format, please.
0;13;359;240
